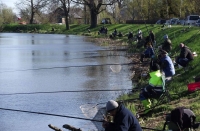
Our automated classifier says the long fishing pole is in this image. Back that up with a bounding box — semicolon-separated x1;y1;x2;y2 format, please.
63;54;126;61
0;107;103;122
0;88;134;96
0;61;146;73
0;107;164;131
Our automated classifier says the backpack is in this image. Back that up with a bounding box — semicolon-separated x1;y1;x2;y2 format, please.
170;107;196;130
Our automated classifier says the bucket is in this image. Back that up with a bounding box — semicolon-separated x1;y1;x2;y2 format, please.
193;52;198;57
187;82;200;92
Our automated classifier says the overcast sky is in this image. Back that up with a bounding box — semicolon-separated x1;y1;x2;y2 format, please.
1;0;19;14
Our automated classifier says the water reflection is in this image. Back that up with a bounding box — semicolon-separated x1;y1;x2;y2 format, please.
0;33;132;131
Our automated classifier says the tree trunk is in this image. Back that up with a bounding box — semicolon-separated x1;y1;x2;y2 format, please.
30;12;34;24
90;9;97;28
62;0;70;30
65;15;70;30
30;0;34;24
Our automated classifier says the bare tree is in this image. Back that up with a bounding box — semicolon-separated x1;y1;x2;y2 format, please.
59;0;71;30
72;0;116;28
16;0;50;24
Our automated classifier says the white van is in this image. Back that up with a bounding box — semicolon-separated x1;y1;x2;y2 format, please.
185;15;200;25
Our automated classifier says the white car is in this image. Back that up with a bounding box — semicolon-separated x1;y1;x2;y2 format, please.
185;15;200;25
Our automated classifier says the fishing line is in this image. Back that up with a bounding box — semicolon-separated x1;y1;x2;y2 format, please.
62;55;126;61
0;62;144;73
0;107;165;131
134;90;200;115
0;107;103;122
0;89;133;96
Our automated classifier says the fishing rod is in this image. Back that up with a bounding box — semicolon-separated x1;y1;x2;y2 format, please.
0;88;134;96
62;54;127;61
0;107;103;122
0;61;146;73
0;107;164;131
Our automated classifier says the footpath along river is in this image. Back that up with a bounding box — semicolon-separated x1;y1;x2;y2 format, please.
0;33;133;131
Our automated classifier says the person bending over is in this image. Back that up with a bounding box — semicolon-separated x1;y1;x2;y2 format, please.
102;100;142;131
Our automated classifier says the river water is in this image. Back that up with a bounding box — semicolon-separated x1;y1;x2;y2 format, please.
0;33;132;131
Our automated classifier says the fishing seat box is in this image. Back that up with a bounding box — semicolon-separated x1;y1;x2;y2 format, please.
187;82;200;92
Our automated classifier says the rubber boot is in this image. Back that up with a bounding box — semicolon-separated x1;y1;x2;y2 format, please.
141;99;151;114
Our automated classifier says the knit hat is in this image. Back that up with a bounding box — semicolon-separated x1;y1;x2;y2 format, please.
106;100;119;112
164;34;168;39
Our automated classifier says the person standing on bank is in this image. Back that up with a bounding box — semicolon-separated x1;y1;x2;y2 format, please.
149;30;155;46
102;100;142;131
137;29;142;42
161;34;172;53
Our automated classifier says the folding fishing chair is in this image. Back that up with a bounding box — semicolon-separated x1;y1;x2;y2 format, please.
134;75;171;118
151;75;171;105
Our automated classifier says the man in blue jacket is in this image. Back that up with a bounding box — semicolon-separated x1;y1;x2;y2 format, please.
140;43;155;62
102;100;142;131
159;50;175;80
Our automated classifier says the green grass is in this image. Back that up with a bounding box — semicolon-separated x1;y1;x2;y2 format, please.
2;23;200;129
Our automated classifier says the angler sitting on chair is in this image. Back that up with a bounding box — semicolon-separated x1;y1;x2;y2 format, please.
140;43;155;62
138;64;164;116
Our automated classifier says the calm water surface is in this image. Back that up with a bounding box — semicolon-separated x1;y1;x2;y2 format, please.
0;33;132;131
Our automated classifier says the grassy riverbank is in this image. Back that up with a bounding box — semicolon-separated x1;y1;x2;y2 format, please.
2;23;200;130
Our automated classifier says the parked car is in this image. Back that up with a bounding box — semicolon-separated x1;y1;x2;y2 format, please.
195;19;200;26
155;19;166;24
101;18;111;24
165;20;171;25
177;19;185;25
169;18;179;25
184;15;200;25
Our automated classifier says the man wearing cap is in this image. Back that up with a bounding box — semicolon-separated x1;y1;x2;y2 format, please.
161;34;172;53
102;100;142;131
176;43;194;67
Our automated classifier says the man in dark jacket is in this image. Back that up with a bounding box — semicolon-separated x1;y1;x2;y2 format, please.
149;30;155;45
176;43;194;67
161;34;172;53
128;32;134;40
102;100;142;131
165;107;200;131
